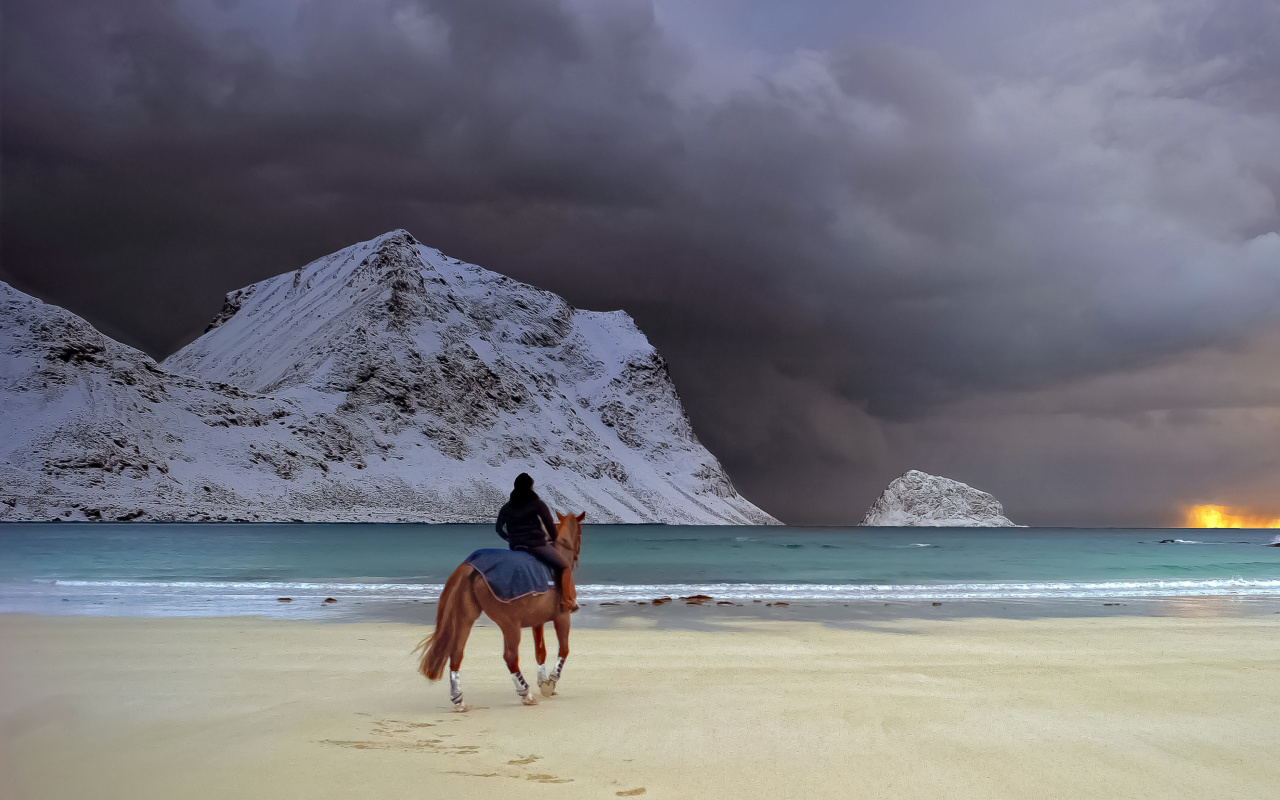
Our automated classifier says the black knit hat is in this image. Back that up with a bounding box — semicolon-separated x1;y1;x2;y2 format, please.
510;472;537;502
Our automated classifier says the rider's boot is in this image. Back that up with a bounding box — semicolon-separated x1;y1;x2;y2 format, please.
557;570;579;613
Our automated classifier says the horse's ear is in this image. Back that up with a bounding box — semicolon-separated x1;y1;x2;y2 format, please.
576;511;586;522
555;511;566;522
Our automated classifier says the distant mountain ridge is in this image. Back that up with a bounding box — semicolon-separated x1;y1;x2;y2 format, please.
861;470;1018;527
0;230;777;524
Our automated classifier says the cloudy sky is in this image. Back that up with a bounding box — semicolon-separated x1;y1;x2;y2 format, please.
4;0;1279;525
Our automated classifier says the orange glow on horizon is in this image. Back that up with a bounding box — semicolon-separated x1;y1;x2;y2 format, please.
1184;505;1280;529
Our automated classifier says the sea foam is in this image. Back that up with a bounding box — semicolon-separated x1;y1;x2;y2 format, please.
3;577;1279;619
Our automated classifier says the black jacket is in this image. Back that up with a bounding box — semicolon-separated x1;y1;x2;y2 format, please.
496;494;556;549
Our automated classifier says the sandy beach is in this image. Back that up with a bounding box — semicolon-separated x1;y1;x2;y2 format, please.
3;611;1278;799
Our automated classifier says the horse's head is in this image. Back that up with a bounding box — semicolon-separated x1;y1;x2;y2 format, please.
554;511;586;566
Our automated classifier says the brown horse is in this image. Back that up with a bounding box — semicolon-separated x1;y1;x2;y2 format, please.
416;511;585;711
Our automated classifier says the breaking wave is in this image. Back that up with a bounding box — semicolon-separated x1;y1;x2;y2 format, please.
578;578;1280;602
3;576;1279;618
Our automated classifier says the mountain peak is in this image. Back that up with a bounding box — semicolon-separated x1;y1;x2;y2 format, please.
122;231;780;524
1;233;778;524
379;228;418;243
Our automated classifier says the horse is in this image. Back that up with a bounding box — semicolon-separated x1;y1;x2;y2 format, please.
415;510;585;711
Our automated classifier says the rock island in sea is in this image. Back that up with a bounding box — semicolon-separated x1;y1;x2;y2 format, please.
861;469;1019;527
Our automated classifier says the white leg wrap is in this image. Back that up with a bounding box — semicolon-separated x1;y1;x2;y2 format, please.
510;671;530;696
537;664;548;683
449;671;463;705
551;656;565;681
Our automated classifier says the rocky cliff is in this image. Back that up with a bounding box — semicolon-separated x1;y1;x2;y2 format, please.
0;230;777;524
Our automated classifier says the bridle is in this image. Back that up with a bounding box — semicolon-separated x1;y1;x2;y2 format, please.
553;517;582;568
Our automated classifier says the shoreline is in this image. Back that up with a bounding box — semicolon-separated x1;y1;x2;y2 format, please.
338;593;1280;628
4;612;1278;799
5;589;1280;627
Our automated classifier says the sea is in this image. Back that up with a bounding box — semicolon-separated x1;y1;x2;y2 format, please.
3;523;1280;622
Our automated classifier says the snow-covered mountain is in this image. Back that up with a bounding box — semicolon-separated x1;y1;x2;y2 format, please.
860;470;1018;527
0;230;777;524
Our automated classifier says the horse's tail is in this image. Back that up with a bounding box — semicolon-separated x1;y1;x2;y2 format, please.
414;563;475;681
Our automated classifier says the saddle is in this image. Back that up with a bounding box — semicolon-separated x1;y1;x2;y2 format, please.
464;549;554;602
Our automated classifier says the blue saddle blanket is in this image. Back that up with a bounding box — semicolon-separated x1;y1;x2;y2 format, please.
465;549;554;602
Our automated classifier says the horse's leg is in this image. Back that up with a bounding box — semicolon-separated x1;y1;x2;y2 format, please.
448;582;481;713
533;623;547;681
499;619;537;705
533;624;556;696
542;612;570;695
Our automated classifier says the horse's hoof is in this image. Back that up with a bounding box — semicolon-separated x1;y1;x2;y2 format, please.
539;678;558;697
453;702;469;713
521;692;539;706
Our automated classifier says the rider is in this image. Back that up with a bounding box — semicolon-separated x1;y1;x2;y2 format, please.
496;473;578;612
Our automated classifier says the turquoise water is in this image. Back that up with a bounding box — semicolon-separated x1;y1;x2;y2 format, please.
2;523;1279;618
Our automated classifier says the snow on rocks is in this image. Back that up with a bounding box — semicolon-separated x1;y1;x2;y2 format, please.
860;470;1018;527
0;231;777;524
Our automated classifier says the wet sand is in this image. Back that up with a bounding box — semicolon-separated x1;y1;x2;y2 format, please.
2;612;1278;799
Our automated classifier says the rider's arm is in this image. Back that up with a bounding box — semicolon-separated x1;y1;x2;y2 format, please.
495;504;510;540
536;500;556;540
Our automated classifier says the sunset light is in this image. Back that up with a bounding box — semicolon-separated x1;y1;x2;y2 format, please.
1184;505;1280;529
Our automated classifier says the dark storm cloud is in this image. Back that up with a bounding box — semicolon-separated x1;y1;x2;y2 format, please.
4;0;1279;523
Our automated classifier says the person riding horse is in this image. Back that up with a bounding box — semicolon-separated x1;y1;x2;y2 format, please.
419;505;585;710
496;473;578;612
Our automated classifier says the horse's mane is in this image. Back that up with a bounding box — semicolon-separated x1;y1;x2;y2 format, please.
553;512;584;558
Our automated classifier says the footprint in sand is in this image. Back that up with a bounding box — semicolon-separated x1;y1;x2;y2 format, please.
616;789;647;797
319;719;476;754
333;721;573;783
372;719;437;735
446;768;572;784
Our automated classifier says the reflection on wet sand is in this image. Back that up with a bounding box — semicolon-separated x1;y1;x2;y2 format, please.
1158;595;1247;618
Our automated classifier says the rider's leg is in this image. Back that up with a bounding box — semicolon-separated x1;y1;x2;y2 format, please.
559;561;577;611
520;544;577;612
